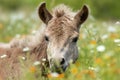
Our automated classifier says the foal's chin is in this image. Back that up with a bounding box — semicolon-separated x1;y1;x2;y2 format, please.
61;65;68;72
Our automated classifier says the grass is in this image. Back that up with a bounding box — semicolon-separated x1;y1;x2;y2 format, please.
0;10;120;80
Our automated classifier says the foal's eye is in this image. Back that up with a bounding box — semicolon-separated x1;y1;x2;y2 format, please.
45;36;49;41
72;37;78;43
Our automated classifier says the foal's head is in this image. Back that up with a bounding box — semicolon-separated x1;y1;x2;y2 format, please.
38;3;88;72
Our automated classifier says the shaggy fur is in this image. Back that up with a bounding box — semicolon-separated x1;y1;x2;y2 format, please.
0;25;48;79
0;4;74;80
0;3;88;80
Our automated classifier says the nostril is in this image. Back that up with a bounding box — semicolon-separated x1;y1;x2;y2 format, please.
60;58;65;65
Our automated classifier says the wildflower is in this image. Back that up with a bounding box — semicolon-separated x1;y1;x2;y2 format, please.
57;73;64;78
88;70;96;78
110;33;119;39
88;67;99;72
95;58;103;66
95;58;102;64
47;72;64;78
33;61;41;66
103;52;113;60
31;30;37;35
114;39;120;43
15;34;21;38
69;59;73;64
78;47;80;50
81;70;89;74
47;72;59;78
96;45;106;52
21;56;26;60
89;67;94;70
90;50;94;53
101;34;108;40
0;54;7;59
0;23;3;29
90;40;97;45
115;21;120;25
109;59;117;67
23;47;30;52
42;62;45;66
42;58;46;62
76;73;82;79
114;68;120;74
75;61;80;67
70;67;78;74
79;34;83;39
108;26;116;32
79;33;87;39
21;35;26;38
30;66;36;73
18;13;25;20
80;69;96;78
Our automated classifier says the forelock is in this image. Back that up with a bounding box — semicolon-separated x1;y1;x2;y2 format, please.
52;4;75;18
46;4;78;43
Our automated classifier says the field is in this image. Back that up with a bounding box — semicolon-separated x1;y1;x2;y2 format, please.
0;3;120;80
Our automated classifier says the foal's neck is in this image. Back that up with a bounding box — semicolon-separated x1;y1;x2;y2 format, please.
31;37;48;61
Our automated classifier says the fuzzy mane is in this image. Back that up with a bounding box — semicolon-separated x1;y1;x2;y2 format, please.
9;24;46;50
10;4;75;50
52;4;75;18
0;24;48;80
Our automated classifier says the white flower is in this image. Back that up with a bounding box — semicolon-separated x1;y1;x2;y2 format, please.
88;67;99;72
17;12;25;20
114;39;120;43
69;59;73;64
0;54;7;59
42;58;46;62
21;56;26;60
104;51;114;58
101;34;108;40
31;30;37;35
108;26;116;32
15;34;21;38
115;21;120;25
34;61;41;66
88;67;95;70
97;45;106;52
42;63;45;66
117;44;120;47
90;50;94;53
78;47;80;50
50;72;59;77
23;47;30;52
19;56;26;60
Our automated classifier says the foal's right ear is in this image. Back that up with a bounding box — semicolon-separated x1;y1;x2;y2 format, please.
74;5;89;27
38;2;52;24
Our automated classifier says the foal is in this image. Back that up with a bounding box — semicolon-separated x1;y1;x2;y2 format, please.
0;2;88;79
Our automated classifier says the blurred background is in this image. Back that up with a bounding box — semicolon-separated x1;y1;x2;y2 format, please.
0;0;120;80
0;0;120;42
0;0;120;19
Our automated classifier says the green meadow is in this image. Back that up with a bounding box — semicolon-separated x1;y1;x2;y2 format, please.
0;0;120;80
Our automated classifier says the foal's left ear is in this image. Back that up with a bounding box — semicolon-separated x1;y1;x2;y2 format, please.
74;5;89;26
38;2;52;24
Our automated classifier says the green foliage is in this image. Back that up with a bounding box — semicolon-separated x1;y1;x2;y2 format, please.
0;11;120;79
0;0;120;80
90;0;120;19
0;0;120;19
